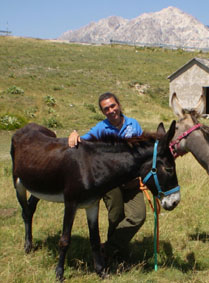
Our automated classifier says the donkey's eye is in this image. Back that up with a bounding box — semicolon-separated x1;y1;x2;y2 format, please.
165;167;173;174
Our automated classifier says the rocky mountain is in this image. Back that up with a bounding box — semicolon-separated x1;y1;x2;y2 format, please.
58;7;209;49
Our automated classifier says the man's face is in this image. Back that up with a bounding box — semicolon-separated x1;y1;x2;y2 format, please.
100;97;121;125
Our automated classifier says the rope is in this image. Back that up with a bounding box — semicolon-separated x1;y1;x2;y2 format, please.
139;178;160;270
153;196;158;271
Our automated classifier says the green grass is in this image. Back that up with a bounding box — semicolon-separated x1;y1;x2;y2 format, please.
0;36;209;282
1;36;209;132
0;150;208;282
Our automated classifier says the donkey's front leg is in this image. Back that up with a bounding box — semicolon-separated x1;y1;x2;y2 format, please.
56;201;77;282
86;201;106;278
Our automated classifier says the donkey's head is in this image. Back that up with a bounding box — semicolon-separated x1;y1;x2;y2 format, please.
142;120;180;211
170;92;204;157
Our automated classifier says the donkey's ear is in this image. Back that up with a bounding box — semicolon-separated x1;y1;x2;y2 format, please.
157;122;166;135
194;93;206;115
160;120;176;149
171;92;184;118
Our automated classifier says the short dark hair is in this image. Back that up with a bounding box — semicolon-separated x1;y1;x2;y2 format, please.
98;92;121;111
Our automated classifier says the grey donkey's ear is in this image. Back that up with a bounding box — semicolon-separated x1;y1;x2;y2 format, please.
194;93;206;115
171;92;185;118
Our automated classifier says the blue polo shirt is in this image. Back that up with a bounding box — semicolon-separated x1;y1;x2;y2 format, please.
81;115;142;140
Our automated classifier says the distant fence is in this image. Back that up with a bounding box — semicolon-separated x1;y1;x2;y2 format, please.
109;39;209;53
67;38;209;52
0;30;12;36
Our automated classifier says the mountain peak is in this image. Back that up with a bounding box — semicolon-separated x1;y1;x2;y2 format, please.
58;7;209;49
161;6;183;12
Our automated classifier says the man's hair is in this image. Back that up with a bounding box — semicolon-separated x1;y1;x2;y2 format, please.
98;92;121;111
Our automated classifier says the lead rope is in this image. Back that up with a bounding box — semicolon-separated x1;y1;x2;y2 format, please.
139;177;160;270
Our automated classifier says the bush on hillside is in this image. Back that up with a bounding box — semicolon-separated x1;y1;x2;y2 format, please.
43;117;63;128
6;86;24;95
44;95;56;107
24;106;39;118
0;114;27;130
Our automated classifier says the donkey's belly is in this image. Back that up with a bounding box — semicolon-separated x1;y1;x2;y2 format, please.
16;178;98;206
16;178;64;203
30;190;64;202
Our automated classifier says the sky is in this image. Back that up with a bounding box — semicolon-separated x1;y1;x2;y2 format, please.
1;0;209;39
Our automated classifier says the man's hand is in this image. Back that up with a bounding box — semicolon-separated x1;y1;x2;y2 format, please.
68;130;81;148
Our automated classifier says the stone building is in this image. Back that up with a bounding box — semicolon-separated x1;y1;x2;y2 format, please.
168;58;209;113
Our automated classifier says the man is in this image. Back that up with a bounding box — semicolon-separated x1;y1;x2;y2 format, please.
68;92;146;261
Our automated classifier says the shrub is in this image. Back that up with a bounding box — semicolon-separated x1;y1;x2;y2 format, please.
24;106;38;118
43;117;63;128
6;85;24;95
47;107;55;114
44;95;56;107
0;114;27;130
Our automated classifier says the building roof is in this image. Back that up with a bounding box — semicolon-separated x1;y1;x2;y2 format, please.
168;57;209;80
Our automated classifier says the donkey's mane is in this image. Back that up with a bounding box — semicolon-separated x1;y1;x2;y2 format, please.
87;131;163;145
201;125;209;142
185;110;209;143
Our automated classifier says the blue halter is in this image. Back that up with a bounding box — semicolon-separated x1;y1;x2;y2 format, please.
142;140;180;199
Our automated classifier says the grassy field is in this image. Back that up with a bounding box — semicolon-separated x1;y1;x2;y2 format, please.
1;36;209;132
0;136;209;282
0;37;209;282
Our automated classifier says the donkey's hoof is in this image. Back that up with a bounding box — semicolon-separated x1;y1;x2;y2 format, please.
24;242;32;254
55;266;64;282
99;269;109;280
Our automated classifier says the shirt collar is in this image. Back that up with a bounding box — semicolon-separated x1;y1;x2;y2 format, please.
104;115;131;129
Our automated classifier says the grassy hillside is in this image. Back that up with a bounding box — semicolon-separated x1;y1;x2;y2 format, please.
1;36;208;134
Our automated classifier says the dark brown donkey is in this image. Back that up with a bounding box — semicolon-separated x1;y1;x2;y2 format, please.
11;121;180;281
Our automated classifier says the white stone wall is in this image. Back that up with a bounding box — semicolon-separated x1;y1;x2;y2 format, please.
169;64;209;109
